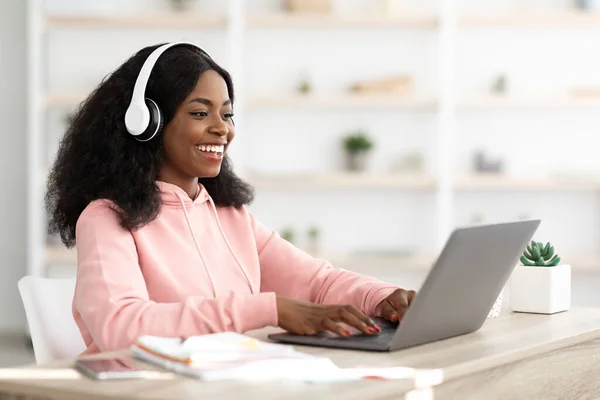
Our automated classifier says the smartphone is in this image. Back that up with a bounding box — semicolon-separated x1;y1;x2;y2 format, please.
75;357;150;380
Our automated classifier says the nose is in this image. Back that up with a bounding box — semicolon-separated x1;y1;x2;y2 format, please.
209;115;229;136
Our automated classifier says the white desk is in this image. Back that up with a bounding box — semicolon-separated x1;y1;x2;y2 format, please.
2;308;600;399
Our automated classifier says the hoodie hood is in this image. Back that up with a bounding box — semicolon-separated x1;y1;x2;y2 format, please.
155;180;210;207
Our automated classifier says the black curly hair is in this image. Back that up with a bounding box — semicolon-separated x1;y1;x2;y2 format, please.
45;43;254;248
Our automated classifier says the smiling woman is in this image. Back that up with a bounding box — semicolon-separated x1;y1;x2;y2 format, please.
44;42;416;355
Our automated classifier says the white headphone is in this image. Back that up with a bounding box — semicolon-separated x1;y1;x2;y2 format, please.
124;41;211;142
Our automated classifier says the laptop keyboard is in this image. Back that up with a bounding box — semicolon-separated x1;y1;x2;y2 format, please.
316;317;399;345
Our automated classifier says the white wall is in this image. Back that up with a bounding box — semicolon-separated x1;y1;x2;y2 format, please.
0;0;27;332
33;0;600;282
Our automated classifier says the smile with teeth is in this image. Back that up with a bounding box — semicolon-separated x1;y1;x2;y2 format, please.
195;144;225;156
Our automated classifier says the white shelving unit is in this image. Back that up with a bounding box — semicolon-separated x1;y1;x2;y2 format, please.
27;0;600;279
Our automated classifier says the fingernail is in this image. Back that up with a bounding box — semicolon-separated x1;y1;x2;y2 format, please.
391;314;398;322
367;327;376;334
374;326;381;332
344;330;351;336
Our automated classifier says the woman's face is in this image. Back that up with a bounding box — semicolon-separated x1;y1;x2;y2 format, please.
160;69;235;181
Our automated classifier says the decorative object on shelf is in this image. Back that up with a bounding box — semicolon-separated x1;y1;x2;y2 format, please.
390;151;424;173
510;241;571;314
168;0;195;12
341;130;374;172
570;87;600;98
63;112;76;127
473;150;504;173
382;0;400;15
517;213;532;221
470;213;485;225
307;226;321;256
491;74;508;94
574;0;600;10
349;75;412;95
283;0;332;13
296;70;313;95
280;227;296;244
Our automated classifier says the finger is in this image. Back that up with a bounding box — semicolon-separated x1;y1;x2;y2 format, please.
341;305;380;331
380;300;398;322
391;290;410;321
322;318;350;337
339;309;377;335
407;290;417;304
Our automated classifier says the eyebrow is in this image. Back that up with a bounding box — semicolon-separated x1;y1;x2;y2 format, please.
187;98;232;106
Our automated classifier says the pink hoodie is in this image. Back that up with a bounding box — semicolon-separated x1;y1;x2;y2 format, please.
73;180;400;354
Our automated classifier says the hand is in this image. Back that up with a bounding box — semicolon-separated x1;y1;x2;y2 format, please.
377;288;417;323
276;296;381;337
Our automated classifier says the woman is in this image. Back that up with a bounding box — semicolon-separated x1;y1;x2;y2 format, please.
45;42;416;354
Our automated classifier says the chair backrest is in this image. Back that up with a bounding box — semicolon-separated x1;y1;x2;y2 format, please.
18;276;86;364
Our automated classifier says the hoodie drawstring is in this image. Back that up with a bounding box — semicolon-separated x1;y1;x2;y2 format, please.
174;191;255;296
207;196;256;294
175;192;218;297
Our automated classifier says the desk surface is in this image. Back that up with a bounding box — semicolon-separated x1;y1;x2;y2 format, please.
3;307;600;400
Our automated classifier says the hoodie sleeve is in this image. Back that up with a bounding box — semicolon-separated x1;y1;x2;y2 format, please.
250;214;400;317
73;202;278;352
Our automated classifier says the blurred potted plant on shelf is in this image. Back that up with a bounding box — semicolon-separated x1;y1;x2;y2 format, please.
341;130;374;172
168;0;194;12
297;79;312;95
510;240;571;314
280;227;296;244
307;226;320;256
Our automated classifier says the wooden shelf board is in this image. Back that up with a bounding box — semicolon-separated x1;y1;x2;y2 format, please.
45;13;227;29
459;95;600;109
456;174;600;191
248;94;437;109
459;11;600;28
45;246;76;264
44;244;600;272
244;172;437;189
45;92;438;109
246;12;438;29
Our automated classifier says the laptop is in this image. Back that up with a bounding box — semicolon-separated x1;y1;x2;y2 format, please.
268;219;540;352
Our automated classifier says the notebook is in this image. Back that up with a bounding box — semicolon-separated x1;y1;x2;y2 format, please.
130;332;340;381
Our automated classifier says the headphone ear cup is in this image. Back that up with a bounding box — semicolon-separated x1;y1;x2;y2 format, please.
134;98;162;142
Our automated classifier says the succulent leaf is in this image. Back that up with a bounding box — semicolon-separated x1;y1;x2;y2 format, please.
531;245;541;260
547;254;560;266
542;242;550;257
535;257;546;266
520;255;535;266
546;246;554;259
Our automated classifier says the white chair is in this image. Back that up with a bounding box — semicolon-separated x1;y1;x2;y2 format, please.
18;276;86;364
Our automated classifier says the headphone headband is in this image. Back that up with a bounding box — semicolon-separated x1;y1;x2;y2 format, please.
124;41;210;141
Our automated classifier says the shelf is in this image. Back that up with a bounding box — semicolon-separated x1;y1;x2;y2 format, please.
459;11;600;28
45;245;76;264
43;244;600;273
44;13;227;29
45;92;438;109
456;174;600;191
248;94;437;109
459;95;600;109
246;12;438;29
45;92;87;108
244;172;437;190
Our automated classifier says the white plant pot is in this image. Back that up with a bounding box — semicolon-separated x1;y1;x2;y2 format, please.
509;264;571;314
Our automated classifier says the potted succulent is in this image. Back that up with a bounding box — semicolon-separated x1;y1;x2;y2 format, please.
307;226;320;256
342;130;374;172
280;227;295;244
509;241;571;314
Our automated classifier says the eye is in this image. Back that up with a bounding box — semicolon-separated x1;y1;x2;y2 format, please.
190;111;208;118
223;112;234;120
